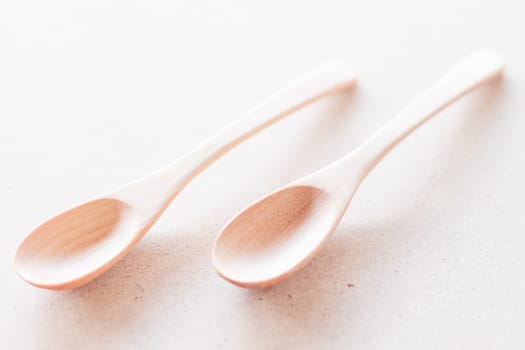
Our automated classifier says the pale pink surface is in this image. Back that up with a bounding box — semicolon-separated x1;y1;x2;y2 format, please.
1;1;524;349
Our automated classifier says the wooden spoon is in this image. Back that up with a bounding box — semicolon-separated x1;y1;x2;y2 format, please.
15;61;358;290
213;51;505;288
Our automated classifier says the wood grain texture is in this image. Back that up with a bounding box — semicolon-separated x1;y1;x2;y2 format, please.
214;186;338;287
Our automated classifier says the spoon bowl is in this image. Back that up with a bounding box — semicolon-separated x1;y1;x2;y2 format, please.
213;186;342;287
15;199;142;289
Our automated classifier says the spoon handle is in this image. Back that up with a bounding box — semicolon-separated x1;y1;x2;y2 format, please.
116;61;357;210
351;51;504;179
176;61;357;179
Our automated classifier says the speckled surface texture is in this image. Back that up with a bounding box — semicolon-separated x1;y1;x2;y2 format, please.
1;1;524;349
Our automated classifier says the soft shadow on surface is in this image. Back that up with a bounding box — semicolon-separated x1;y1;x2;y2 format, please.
35;231;210;347
233;78;507;341
235;222;393;342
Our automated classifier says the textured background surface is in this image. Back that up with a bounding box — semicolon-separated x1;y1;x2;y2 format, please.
1;0;524;348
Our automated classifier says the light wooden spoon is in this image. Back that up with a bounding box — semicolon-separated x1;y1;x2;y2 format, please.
15;61;358;290
213;51;505;288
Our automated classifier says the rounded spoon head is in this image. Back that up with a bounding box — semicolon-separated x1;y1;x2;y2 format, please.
213;185;344;288
15;198;141;289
